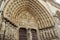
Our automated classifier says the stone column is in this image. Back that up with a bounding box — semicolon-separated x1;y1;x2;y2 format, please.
0;9;3;40
37;29;41;40
0;0;6;31
27;29;32;40
0;11;2;30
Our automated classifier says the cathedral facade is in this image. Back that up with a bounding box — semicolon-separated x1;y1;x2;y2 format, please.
0;0;60;40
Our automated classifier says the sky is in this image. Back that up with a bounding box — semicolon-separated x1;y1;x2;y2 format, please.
55;0;60;4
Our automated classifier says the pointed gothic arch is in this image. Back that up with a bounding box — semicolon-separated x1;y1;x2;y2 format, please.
3;0;54;29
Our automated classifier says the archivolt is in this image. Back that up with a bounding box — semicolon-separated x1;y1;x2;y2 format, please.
3;0;54;29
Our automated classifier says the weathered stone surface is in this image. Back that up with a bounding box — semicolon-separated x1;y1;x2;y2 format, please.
0;0;60;40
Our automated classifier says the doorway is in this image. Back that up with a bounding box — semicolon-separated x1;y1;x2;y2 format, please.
19;28;27;40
